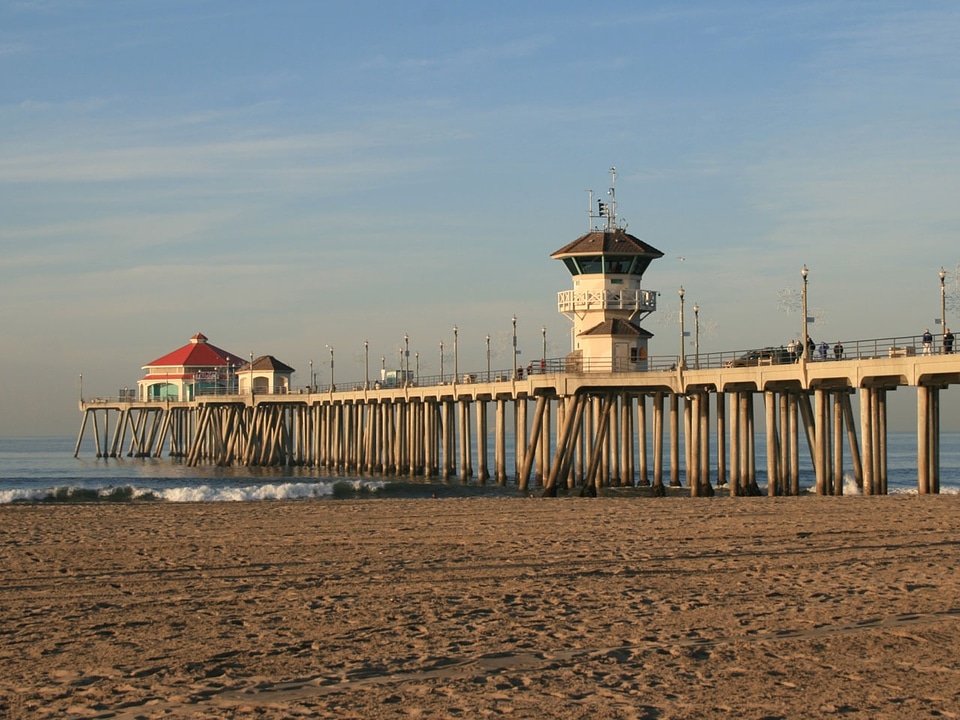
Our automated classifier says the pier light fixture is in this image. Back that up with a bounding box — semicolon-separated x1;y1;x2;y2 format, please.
79;372;83;402
486;334;491;382
801;265;809;361
364;340;369;390
693;304;700;370
453;325;459;383
512;315;518;376
541;325;546;368
309;359;314;392
678;286;686;369
439;341;444;383
326;345;334;390
415;351;420;384
940;267;947;336
404;333;410;383
249;352;254;395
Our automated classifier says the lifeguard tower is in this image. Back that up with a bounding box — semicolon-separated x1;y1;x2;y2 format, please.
552;168;664;371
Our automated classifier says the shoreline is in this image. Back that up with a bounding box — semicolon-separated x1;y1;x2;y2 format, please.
3;496;960;718
3;477;958;504
5;434;960;504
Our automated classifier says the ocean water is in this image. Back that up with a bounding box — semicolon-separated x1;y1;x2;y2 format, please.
1;433;958;503
0;436;525;503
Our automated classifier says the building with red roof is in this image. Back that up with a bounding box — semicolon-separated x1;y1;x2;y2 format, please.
137;333;242;401
137;333;297;401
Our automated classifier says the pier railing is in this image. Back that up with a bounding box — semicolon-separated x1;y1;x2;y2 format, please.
84;333;956;403
690;333;950;371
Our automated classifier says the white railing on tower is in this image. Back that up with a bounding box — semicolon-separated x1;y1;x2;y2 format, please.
557;288;658;314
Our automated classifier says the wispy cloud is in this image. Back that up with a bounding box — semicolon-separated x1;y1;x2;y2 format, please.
0;41;29;56
0;210;240;261
0;120;449;184
364;33;554;73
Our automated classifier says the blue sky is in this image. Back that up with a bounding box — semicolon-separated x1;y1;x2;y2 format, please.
2;0;959;435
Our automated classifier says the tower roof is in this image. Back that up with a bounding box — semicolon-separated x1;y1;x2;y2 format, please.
579;318;654;339
551;228;664;260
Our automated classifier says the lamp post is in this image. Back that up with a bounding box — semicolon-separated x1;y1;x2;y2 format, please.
453;325;459;383
415;351;419;384
326;345;334;390
79;372;83;402
364;340;369;389
404;333;410;385
512;314;518;377
678;286;686;369
940;267;947;341
439;341;444;383
309;359;313;392
693;304;700;369
249;352;254;395
486;334;491;382
541;325;546;372
801;265;809;361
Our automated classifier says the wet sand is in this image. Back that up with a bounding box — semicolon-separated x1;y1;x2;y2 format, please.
1;496;959;719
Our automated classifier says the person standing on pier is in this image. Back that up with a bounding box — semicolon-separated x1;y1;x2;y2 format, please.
923;328;933;354
944;328;955;354
833;340;844;360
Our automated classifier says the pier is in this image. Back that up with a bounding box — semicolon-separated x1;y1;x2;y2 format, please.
73;171;960;495
75;337;960;496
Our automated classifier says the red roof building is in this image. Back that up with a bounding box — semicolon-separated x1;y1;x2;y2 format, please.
138;333;243;401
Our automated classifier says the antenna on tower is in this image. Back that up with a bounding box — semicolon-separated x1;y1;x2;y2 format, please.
607;166;617;231
587;168;623;230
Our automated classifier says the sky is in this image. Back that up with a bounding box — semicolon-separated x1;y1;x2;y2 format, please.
2;0;960;436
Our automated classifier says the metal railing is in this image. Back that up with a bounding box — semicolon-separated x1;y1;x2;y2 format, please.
686;333;955;371
88;333;958;403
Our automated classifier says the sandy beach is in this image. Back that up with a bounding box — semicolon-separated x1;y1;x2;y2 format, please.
2;496;959;719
